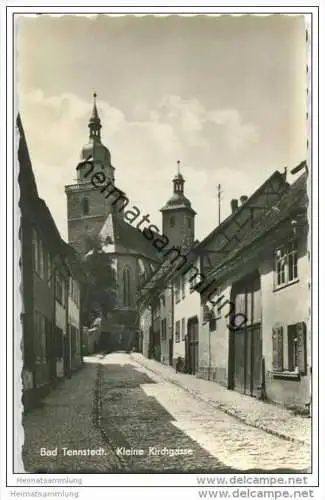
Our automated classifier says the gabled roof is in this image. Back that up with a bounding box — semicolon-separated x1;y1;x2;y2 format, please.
18;114;87;281
17;113;39;204
197;170;287;250
205;172;308;285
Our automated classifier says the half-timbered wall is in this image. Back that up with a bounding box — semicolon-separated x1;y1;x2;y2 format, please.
200;174;287;277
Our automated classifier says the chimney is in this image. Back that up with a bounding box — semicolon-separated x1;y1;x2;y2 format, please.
230;199;238;213
240;195;248;205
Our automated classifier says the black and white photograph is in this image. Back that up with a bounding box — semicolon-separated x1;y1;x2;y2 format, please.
2;6;323;497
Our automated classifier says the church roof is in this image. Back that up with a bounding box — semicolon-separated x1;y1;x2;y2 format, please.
86;211;163;264
161;192;195;212
81;140;111;163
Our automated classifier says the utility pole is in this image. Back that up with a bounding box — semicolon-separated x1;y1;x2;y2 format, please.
217;184;222;225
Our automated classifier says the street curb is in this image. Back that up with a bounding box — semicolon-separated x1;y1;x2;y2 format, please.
131;354;309;447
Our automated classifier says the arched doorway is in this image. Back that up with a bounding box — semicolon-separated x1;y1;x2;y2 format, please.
228;270;262;397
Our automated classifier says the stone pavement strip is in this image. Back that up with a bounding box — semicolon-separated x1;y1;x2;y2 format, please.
22;361;123;473
130;353;311;447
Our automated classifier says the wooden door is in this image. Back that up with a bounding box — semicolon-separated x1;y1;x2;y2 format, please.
188;317;199;375
230;272;262;397
251;323;262;396
233;327;245;393
169;338;173;366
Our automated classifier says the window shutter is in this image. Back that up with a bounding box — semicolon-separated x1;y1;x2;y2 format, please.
272;326;283;371
296;322;307;375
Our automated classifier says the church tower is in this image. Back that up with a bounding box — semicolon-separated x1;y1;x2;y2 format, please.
65;93;116;255
160;161;196;249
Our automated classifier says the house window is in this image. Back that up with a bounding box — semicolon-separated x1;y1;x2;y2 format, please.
209;316;217;332
187;217;191;229
175;320;180;343
46;253;51;285
288;323;307;374
174;279;180;303
138;258;146;284
33;310;47;362
181;318;186;340
188;268;204;292
38;239;44;278
272;322;307;374
272;325;284;371
123;267;132;307
170;216;175;227
274;241;298;288
161;319;167;340
32;229;46;279
70;325;77;357
55;327;64;358
181;276;186;299
82;198;89;215
160;294;165;308
32;229;38;272
74;280;79;306
55;275;64;306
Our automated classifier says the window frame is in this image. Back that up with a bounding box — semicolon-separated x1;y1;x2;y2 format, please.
174;279;180;303
82;197;90;215
181;318;186;340
123;267;132;307
274;240;298;290
181;275;186;299
175;320;181;343
272;322;307;379
161;318;167;341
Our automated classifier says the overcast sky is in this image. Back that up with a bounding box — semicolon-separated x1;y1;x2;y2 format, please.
17;14;307;241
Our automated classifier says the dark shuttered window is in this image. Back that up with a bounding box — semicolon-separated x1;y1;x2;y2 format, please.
272;326;284;371
288;322;307;375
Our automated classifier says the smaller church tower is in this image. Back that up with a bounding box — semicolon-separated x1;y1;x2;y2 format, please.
160;161;196;249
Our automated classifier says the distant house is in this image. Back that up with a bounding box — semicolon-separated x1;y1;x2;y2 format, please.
18;114;85;410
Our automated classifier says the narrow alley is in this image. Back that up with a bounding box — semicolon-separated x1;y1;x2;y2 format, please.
22;353;310;474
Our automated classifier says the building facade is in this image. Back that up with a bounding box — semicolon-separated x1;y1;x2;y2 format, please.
199;171;309;409
137;164;310;411
18;114;85;410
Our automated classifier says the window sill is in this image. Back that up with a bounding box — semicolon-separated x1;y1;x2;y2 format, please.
272;371;301;381
273;279;299;292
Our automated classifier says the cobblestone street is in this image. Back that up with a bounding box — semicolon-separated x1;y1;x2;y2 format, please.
22;352;310;474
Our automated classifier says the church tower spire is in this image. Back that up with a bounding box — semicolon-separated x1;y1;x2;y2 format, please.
173;160;185;195
88;92;102;142
160;161;196;249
